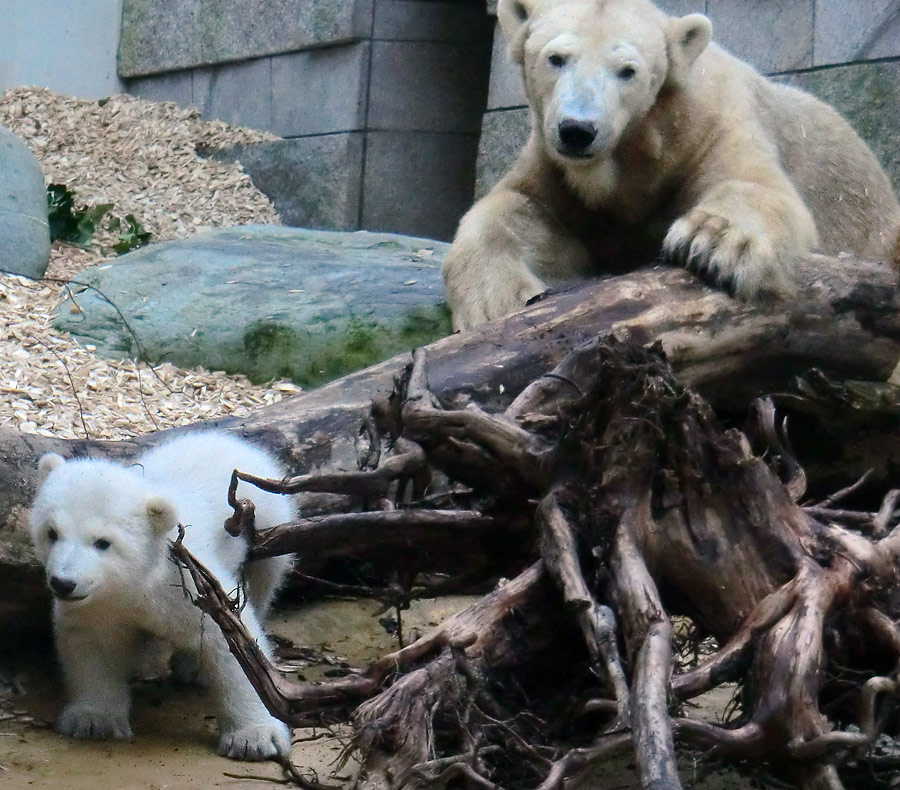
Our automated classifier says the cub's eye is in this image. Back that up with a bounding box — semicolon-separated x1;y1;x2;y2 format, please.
47;528;59;542
617;65;637;80
94;538;112;551
548;54;567;68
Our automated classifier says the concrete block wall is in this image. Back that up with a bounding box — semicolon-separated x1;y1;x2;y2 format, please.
121;0;493;241
478;0;900;198
0;0;125;100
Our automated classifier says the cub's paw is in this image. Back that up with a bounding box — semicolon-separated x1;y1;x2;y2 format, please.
663;208;797;300
56;705;133;740
218;720;291;761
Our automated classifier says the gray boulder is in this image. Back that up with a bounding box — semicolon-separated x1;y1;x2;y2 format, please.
0;126;51;279
56;225;451;387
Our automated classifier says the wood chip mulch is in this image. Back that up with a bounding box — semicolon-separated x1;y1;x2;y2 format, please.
0;87;302;442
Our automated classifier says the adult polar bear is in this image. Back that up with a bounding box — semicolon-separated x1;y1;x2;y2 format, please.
443;0;900;330
29;432;293;761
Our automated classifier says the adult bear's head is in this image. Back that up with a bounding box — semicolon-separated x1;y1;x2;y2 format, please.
498;0;711;166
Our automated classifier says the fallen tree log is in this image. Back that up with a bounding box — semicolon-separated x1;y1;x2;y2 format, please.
3;254;900;630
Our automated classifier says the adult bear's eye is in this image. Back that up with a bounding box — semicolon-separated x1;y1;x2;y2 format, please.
548;54;567;68
617;65;637;80
47;527;59;542
94;538;112;551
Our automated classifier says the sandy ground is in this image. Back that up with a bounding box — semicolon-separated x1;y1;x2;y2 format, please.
0;593;754;790
0;596;477;790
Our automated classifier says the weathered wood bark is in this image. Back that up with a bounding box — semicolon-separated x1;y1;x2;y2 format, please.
168;334;900;790
3;255;900;630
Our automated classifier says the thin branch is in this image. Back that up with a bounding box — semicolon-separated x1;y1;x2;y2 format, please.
815;468;875;509
233;438;426;500
247;509;500;562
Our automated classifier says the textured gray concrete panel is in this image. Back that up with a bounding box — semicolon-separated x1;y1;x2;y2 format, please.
373;0;491;42
271;43;369;137
362;131;480;240
193;57;273;131
707;0;813;73
656;0;707;15
486;26;526;111
118;0;202;77
475;108;530;198
126;71;194;107
814;0;900;65
215;135;365;230
368;40;491;133
781;60;900;194
7;0;125;99
199;0;373;65
119;0;373;77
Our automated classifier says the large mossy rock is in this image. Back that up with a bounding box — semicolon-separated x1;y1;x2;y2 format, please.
0;126;51;279
56;225;451;387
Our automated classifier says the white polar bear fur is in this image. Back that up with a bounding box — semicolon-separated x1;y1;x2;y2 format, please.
29;430;295;761
443;0;900;330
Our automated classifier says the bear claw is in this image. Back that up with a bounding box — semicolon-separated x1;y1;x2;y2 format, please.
663;211;793;300
56;706;134;741
218;721;291;761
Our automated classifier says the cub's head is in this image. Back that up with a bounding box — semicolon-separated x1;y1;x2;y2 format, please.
498;0;711;165
29;454;178;605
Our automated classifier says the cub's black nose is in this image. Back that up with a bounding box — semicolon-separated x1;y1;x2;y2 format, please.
50;576;77;598
558;119;598;152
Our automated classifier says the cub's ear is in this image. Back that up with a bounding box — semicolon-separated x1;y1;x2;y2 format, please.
146;496;178;537
498;0;540;64
37;453;66;484
665;13;712;87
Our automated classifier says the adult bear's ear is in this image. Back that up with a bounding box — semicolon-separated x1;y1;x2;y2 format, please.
37;453;66;484
146;496;178;537
665;13;712;87
498;0;539;64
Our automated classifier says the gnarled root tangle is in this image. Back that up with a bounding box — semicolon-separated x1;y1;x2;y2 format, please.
176;337;900;790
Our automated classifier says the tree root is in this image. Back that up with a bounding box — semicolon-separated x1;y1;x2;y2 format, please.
170;335;900;789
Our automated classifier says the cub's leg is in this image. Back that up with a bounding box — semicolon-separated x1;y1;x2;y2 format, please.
443;187;589;330
54;614;137;740
243;554;293;621
183;561;291;761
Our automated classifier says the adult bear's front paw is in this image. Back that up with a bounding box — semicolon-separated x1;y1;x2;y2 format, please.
663;206;797;300
56;704;134;740
218;720;291;761
448;266;548;331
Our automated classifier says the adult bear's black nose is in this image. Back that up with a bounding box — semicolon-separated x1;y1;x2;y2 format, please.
558;119;597;152
50;576;77;598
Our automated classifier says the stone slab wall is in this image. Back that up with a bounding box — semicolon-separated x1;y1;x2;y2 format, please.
122;0;493;241
478;0;900;199
0;0;125;100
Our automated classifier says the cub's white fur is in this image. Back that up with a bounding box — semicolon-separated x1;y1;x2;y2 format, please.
29;431;294;761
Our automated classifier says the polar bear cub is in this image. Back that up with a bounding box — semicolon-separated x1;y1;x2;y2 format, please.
29;431;294;761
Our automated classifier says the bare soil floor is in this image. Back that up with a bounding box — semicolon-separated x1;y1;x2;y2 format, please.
0;596;751;790
0;597;478;790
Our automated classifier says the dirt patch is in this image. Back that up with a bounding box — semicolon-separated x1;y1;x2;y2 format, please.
0;596;478;789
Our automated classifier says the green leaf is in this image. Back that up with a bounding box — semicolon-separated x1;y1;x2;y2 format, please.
46;184;111;247
111;213;152;254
